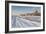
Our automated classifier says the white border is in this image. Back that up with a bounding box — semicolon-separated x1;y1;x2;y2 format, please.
9;3;43;31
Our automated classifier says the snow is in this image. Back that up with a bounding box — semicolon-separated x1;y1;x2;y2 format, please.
11;16;41;28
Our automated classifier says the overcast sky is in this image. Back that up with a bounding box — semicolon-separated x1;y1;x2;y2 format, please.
11;6;41;14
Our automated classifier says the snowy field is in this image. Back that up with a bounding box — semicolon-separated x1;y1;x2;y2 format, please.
11;16;41;28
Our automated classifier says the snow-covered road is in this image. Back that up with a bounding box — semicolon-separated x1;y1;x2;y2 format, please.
12;16;41;28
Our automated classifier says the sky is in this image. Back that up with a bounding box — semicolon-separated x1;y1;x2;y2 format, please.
11;6;41;14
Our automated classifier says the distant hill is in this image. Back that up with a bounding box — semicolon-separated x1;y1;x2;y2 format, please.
20;11;41;16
